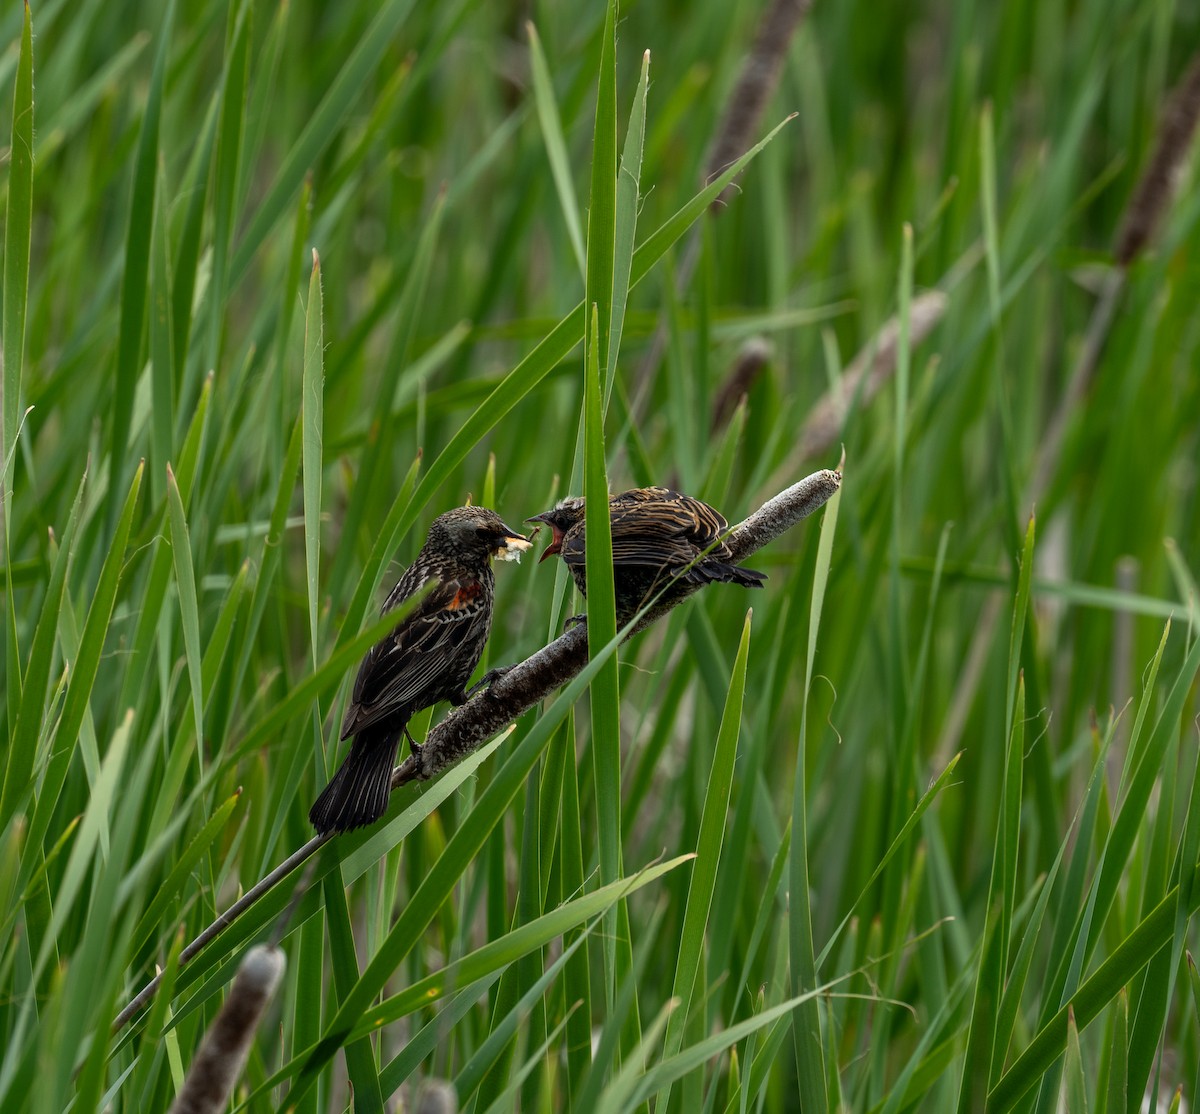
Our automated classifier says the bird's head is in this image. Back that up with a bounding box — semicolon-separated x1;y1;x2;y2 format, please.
429;506;532;564
526;496;586;563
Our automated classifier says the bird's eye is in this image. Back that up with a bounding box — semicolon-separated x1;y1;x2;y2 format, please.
475;526;493;538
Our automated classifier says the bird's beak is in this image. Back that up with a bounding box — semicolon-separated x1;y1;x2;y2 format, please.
526;513;563;563
493;524;532;563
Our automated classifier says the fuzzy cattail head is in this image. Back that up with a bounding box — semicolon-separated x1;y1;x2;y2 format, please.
168;945;286;1114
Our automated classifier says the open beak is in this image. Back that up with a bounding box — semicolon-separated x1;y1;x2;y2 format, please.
494;523;533;563
526;512;563;563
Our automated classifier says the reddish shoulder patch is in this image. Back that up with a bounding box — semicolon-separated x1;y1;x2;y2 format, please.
448;581;483;610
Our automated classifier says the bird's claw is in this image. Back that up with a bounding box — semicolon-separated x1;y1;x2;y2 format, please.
403;725;423;762
465;664;514;699
563;614;587;631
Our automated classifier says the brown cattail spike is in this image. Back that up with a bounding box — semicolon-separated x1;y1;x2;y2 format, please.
705;0;815;209
712;337;773;432
1115;51;1200;266
169;945;285;1114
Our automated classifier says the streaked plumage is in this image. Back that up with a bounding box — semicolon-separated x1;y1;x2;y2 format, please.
528;486;766;619
309;507;530;834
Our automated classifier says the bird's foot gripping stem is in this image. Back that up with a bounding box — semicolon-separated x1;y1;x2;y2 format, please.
403;724;423;762
464;664;515;700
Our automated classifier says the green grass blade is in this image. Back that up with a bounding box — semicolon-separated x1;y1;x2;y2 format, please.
583;300;622;1006
149;169;175;503
115;383;211;764
3;474;84;821
166;463;205;760
1106;988;1128;1114
1124;734;1200;1105
1062;1007;1088;1114
527;21;585;275
302;250;324;658
2;1;33;498
791;469;841;1112
127;925;186;1107
272;172;311;449
204;0;250;376
658;609;752;1105
993;745;1107;1075
169;94;218;394
321;871;385;1113
978;101;1020;552
110;0;174;521
559;708;593;1098
584;0;617;380
733;819;791;1004
607;48;649;407
1035;628;1170;1028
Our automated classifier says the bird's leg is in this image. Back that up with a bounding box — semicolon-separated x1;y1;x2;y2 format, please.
463;664;515;700
563;613;587;631
403;723;422;760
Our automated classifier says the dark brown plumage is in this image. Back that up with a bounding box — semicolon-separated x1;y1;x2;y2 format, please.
527;486;766;620
309;507;530;834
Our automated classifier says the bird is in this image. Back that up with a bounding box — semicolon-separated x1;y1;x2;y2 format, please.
309;506;531;834
527;486;766;621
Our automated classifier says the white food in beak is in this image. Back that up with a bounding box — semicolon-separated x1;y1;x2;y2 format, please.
495;537;532;562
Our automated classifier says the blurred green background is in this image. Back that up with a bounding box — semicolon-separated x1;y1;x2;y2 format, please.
2;0;1200;1109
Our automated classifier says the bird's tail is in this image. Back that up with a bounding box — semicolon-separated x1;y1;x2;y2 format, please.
685;560;768;588
724;563;768;588
309;728;401;834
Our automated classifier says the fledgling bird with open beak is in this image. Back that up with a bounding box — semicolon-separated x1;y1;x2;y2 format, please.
527;486;766;622
309;506;531;834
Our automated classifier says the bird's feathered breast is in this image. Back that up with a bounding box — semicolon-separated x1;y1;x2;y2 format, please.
340;560;494;740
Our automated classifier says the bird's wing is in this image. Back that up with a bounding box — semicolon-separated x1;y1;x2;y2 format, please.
613;489;731;545
675;493;731;547
340;576;488;739
558;491;691;569
609;486;674;506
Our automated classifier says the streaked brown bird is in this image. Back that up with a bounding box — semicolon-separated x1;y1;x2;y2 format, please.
309;507;531;834
527;486;766;621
